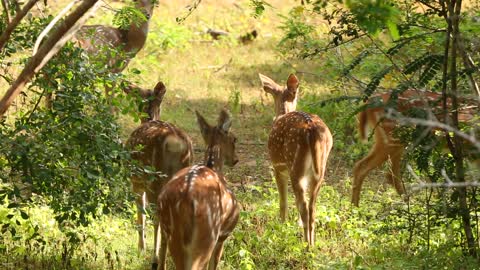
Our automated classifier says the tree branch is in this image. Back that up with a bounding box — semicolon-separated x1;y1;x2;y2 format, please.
0;0;40;52
385;108;480;151
1;0;11;23
0;0;100;116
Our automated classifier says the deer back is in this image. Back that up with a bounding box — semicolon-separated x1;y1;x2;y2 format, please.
158;165;239;248
156;109;239;269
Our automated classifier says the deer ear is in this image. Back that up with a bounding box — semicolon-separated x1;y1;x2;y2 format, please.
284;74;299;101
259;73;282;95
153;81;167;97
217;109;232;132
196;110;212;142
286;74;299;91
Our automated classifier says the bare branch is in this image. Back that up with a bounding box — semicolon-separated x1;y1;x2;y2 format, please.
385;108;480;151
0;0;101;116
411;181;480;191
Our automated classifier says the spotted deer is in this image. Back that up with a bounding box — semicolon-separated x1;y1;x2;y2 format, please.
259;73;333;246
352;89;478;206
156;109;239;270
126;82;193;267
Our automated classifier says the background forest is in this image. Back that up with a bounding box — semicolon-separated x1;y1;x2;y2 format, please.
1;0;480;269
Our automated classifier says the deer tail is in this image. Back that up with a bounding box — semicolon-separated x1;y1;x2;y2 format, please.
309;127;330;179
358;109;368;142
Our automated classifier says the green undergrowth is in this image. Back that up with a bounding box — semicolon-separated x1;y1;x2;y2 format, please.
1;178;478;269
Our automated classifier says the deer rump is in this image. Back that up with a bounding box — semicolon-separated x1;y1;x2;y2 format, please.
157;166;239;267
128;121;192;201
269;111;331;179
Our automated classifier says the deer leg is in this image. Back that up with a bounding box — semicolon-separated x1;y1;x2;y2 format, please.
291;172;310;244
208;238;226;270
273;164;289;222
352;142;389;206
386;146;405;195
151;215;161;270
157;230;167;270
135;192;146;252
307;177;323;246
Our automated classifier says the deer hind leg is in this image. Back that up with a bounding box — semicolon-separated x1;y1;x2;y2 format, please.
273;164;289;222
135;191;147;251
307;156;328;246
352;141;390;206
151;214;161;270
289;155;311;245
208;237;226;270
157;230;167;270
385;145;405;195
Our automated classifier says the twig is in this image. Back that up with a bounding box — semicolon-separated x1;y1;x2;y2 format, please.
213;58;232;73
176;0;202;23
386;109;480;150
411;181;480;191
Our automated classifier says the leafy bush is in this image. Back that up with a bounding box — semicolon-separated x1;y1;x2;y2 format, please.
0;43;132;226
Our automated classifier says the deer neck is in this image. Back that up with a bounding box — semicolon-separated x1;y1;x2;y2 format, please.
274;95;297;121
204;141;223;173
125;0;154;54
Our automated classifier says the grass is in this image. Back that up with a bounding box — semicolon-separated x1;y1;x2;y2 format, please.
1;0;479;269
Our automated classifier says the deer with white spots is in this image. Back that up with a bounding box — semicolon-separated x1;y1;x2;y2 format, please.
126;82;193;268
156;109;239;270
259;73;333;246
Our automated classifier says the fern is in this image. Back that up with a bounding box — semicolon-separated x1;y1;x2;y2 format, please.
363;66;393;100
418;55;443;87
403;53;443;76
431;65;477;90
386;39;409;56
341;50;370;76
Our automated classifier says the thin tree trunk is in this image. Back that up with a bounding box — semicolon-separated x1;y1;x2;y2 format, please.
0;0;40;51
449;0;477;257
0;0;100;116
1;0;11;23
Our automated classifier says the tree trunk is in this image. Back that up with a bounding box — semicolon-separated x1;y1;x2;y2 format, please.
448;0;478;257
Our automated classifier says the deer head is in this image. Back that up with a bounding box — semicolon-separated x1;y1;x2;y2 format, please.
259;73;299;120
126;0;156;53
139;81;166;123
196;109;239;171
122;81;166;123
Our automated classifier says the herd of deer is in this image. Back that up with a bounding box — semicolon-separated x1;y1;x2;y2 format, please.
125;73;332;269
67;0;478;269
120;73;477;270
